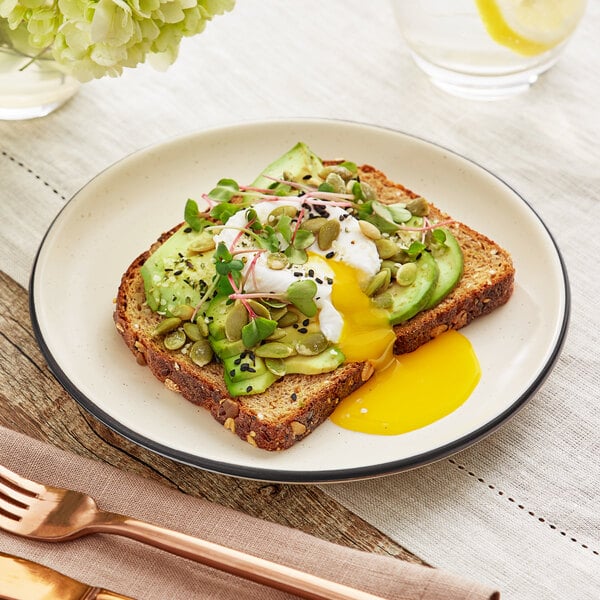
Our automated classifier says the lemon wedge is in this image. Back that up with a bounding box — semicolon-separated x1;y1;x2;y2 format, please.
475;0;586;56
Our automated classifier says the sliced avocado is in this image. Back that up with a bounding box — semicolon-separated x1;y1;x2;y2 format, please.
283;347;345;375
211;337;247;359
223;353;269;383
224;369;279;396
141;225;215;314
249;142;324;191
205;295;232;341
222;353;278;395
377;251;439;325
425;229;464;309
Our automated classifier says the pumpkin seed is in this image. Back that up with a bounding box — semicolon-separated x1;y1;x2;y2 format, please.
387;204;412;223
265;358;286;377
152;317;182;337
183;322;204;342
359;181;377;202
171;304;195;321
364;269;391;297
296;332;328;356
372;291;393;309
375;238;399;259
266;327;287;341
267;252;289;270
325;172;346;194
196;318;209;337
319;165;354;181
395;262;418;286
189;339;213;366
164;329;186;350
300;217;328;233
358;220;381;240
318;219;341;250
406;197;429;217
188;232;215;253
255;342;295;358
268;307;287;322
225;301;248;341
277;310;299;327
267;205;297;224
246;299;271;319
380;260;400;277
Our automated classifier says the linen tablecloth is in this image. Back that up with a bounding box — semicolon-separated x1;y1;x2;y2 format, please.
1;1;599;599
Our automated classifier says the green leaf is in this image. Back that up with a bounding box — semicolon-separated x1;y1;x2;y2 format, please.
286;279;318;317
260;226;281;252
356;199;373;220
276;214;293;244
293;229;315;250
339;161;357;174
431;228;447;244
407;240;426;258
208;178;240;202
210;202;245;224
214;242;232;262
351;180;364;201
284;245;308;265
318;182;335;193
184;199;203;231
242;317;278;348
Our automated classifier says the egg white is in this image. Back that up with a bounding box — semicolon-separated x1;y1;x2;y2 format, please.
213;199;380;342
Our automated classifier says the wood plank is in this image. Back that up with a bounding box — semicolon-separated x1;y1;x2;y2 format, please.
0;270;425;564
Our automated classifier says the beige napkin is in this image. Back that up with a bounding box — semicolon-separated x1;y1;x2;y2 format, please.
0;426;499;599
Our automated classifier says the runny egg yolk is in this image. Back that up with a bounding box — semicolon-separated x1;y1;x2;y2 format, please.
327;258;396;365
325;259;481;436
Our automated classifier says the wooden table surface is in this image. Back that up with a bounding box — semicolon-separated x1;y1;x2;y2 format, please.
0;270;423;566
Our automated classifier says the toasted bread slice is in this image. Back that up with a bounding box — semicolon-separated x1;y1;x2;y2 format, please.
114;165;514;451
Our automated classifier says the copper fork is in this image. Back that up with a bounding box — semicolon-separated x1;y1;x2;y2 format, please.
0;465;385;600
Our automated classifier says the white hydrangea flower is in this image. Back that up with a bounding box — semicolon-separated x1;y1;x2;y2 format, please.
0;0;234;81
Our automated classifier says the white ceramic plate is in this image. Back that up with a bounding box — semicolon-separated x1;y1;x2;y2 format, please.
30;119;569;483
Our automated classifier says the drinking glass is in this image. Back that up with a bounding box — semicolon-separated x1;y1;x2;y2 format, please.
390;0;587;100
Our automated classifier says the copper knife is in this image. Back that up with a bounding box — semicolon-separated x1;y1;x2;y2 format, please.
0;552;134;600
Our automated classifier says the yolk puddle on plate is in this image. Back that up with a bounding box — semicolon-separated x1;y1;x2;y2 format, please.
331;330;481;435
326;258;481;435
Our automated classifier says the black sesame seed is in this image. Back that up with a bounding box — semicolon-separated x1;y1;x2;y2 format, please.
184;226;192;233
315;277;323;284
291;392;298;401
173;269;183;276
326;251;335;259
327;278;333;285
308;269;315;277
293;271;303;277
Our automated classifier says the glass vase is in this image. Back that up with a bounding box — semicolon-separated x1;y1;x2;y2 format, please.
0;42;80;120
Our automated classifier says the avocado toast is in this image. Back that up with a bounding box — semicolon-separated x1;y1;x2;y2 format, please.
114;143;514;450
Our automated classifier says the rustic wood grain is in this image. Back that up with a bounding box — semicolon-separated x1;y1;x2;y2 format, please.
0;270;425;565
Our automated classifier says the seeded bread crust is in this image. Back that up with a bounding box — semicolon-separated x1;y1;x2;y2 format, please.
114;164;514;451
